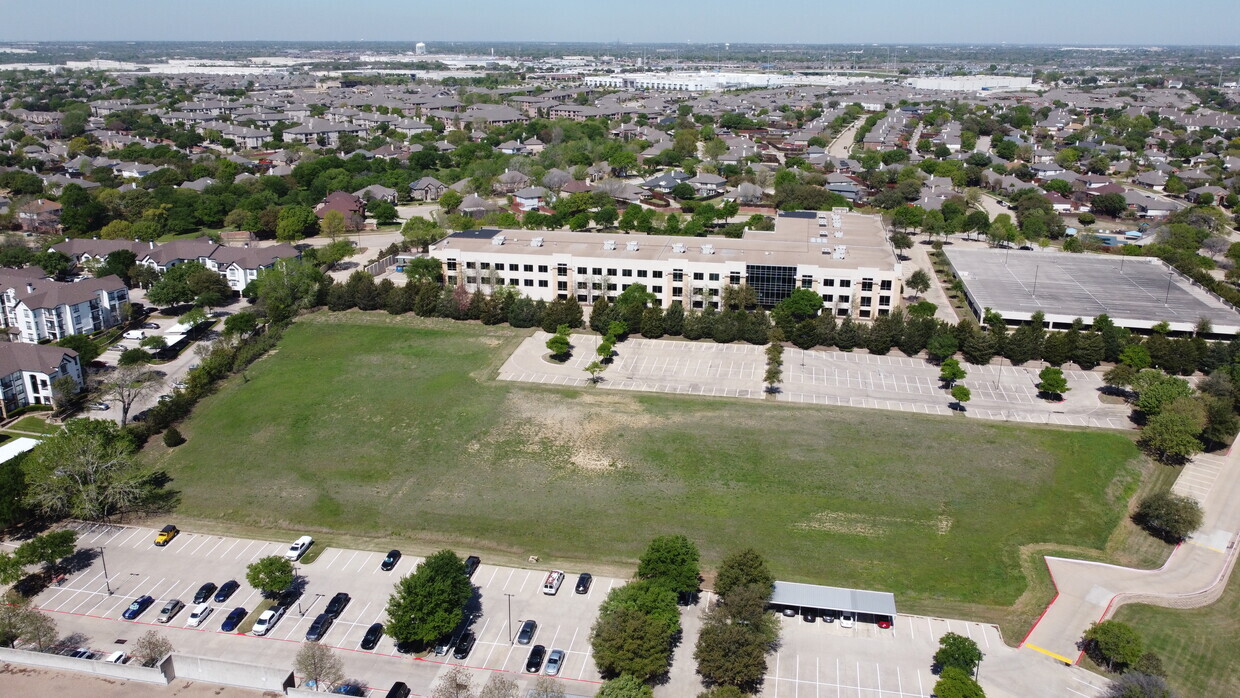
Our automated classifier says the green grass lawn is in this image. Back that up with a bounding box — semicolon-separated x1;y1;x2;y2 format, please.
1112;575;1240;697
150;313;1143;630
6;415;60;436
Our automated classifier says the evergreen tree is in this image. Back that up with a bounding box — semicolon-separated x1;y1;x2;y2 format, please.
508;296;541;328
467;289;486;320
1041;332;1070;366
899;316;935;357
836;316;860;351
682;308;705;340
413;282;441;317
961;326;996;365
664;301;685;336
326;283;353;311
1093;314;1126;363
792;319;818;350
743;309;770;345
385;284;413;314
1004;324;1038;364
814;313;837;348
641;306;665;339
590;296;613;334
1074;332;1106;370
866;311;901;355
712;310;742;344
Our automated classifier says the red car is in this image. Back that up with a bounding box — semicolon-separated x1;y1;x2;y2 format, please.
877;619;893;629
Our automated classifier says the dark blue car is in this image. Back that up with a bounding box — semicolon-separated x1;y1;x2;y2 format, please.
220;607;247;632
122;595;154;620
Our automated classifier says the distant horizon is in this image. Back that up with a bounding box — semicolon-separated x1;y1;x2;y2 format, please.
2;40;1240;49
3;0;1239;46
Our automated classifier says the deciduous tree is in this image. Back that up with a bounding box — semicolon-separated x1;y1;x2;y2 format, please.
21;419;148;521
132;630;174;666
1135;491;1203;542
294;641;345;690
386;549;473;647
1083;620;1143;672
934;632;982;674
246;555;295;597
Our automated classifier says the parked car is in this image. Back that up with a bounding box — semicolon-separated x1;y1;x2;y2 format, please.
122;595;154;620
542;570;565;595
252;606;285;636
193;582;217;605
153;524;178;546
186;603;213;627
220;607;247;632
361;622;384;650
332;683;366;696
802;608;816;623
839;612;855;628
306;612;333;641
452;631;476;660
142;323;159;330
574;573;592;594
433;636;452;656
516;619;537;645
69;648;95;659
877;618;893;629
384;682;411;698
285;535;313;561
463;555;481;577
325;592;350;618
157;599;184;623
213;580;239;603
89;401;110;411
544;648;565;676
172;380;187;390
381;549;401;571
525;644;546;673
132;409;151;422
157;394;172;403
781;607;797;618
102;651;127;664
823;610;836;623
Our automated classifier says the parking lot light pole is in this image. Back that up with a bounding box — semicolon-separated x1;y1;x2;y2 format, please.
505;593;514;644
98;547;112;595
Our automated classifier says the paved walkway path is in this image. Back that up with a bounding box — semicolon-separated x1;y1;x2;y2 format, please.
1019;447;1240;666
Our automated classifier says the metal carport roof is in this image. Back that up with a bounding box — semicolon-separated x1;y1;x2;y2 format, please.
770;581;897;617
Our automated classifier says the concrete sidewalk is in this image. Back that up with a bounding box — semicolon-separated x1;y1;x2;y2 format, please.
1019;448;1240;665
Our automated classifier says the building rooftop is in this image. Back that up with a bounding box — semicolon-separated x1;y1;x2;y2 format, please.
435;210;897;270
945;249;1240;334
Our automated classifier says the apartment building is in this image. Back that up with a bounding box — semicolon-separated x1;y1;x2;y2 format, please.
0;271;129;344
430;211;903;319
52;238;300;292
0;343;84;416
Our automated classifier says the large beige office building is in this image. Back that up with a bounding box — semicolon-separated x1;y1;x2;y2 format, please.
429;210;903;319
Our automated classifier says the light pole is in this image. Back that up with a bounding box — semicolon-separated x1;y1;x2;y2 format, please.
505;593;515;644
98;547;112;596
1164;270;1174;306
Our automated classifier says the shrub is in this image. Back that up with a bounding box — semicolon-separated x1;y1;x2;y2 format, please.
162;428;185;448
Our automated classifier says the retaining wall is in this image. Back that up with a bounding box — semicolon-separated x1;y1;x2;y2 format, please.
169;652;293;692
0;646;171;683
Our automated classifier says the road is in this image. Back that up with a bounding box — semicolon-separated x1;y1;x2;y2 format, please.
828;118;864;159
1020;442;1240;666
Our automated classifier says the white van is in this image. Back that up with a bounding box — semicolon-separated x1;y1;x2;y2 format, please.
122;330;147;341
186;603;212;627
542;570;565;595
285;535;313;560
102;651;127;664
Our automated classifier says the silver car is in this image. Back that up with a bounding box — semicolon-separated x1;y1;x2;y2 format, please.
157;598;184;623
544;648;565;676
252;605;286;636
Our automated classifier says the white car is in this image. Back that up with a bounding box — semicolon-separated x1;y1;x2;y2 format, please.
839;612;855;629
252;606;286;636
172;381;188;390
285;535;313;561
542;570;565;595
186;603;213;627
89;401;110;411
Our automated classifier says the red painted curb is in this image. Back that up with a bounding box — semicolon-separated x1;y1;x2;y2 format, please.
1018;557;1060;648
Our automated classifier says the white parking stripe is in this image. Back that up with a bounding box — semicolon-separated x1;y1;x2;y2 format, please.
233;540;258;560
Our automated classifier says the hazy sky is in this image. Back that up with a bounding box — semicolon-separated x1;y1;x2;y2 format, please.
3;0;1238;45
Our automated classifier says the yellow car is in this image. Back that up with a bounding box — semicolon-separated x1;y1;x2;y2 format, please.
154;524;179;546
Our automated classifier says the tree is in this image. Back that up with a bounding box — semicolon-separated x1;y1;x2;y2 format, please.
933;667;986;698
596;675;653;698
907;269;932;299
1092;193;1128;218
0;601;57;650
694;617;769;690
585;360;605;384
1135;491;1204;542
764;338;784;394
951;384;972;410
546;332;571;359
890;232;913;259
591;607;674;681
15;530;78;574
251;259;327;323
21;419;148;521
939;358;966;387
370;200;399;226
247;555;295;597
223;312;259;338
927;332;959;362
402;216;446;252
934;632;983;675
131;630;174;667
277;205;319;242
101;363;162;425
1140;409;1205;464
714;548;774;600
386;549;473;647
1100;672;1175;698
295;640;345;691
637;535;700;595
35;250;72;278
1083;620;1144;672
118;347;152;366
432;665;477;698
1131;371;1194;416
1037;367;1069;400
439;189;463;214
320;209;346;239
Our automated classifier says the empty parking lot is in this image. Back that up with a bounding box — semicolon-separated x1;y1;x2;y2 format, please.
500;332;1133;429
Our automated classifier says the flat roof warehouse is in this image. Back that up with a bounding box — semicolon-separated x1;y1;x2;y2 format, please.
945;249;1240;337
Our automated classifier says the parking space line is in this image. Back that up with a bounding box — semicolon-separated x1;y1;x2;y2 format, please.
187;535;215;556
234;540;258;561
117;526;144;547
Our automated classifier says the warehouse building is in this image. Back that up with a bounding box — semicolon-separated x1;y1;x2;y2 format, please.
430;210;903;319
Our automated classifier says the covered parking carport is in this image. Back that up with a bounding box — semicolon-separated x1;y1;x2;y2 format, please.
771;580;897;626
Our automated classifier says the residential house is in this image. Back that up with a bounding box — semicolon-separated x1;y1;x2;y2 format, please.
0;343;83;415
410;176;448;202
353;184;399;204
687;173;727;197
493;170;532;195
512;187;550;212
17;199;62;233
315;191;367;230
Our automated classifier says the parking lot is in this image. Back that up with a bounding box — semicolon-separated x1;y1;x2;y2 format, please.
499;332;1134;429
30;522;615;695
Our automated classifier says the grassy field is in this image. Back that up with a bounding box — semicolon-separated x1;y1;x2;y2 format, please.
1113;576;1240;697
150;312;1145;633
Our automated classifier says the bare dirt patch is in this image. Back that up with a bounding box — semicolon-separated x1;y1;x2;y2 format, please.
794;510;953;537
497;390;656;471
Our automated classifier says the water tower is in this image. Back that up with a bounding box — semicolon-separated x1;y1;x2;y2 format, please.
415;42;426;55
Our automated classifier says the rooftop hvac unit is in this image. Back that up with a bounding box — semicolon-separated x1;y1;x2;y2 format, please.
603;239;617;250
626;240;639;251
491;235;506;246
672;243;687;253
530;237;544;247
701;244;715;255
834;230;844;237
